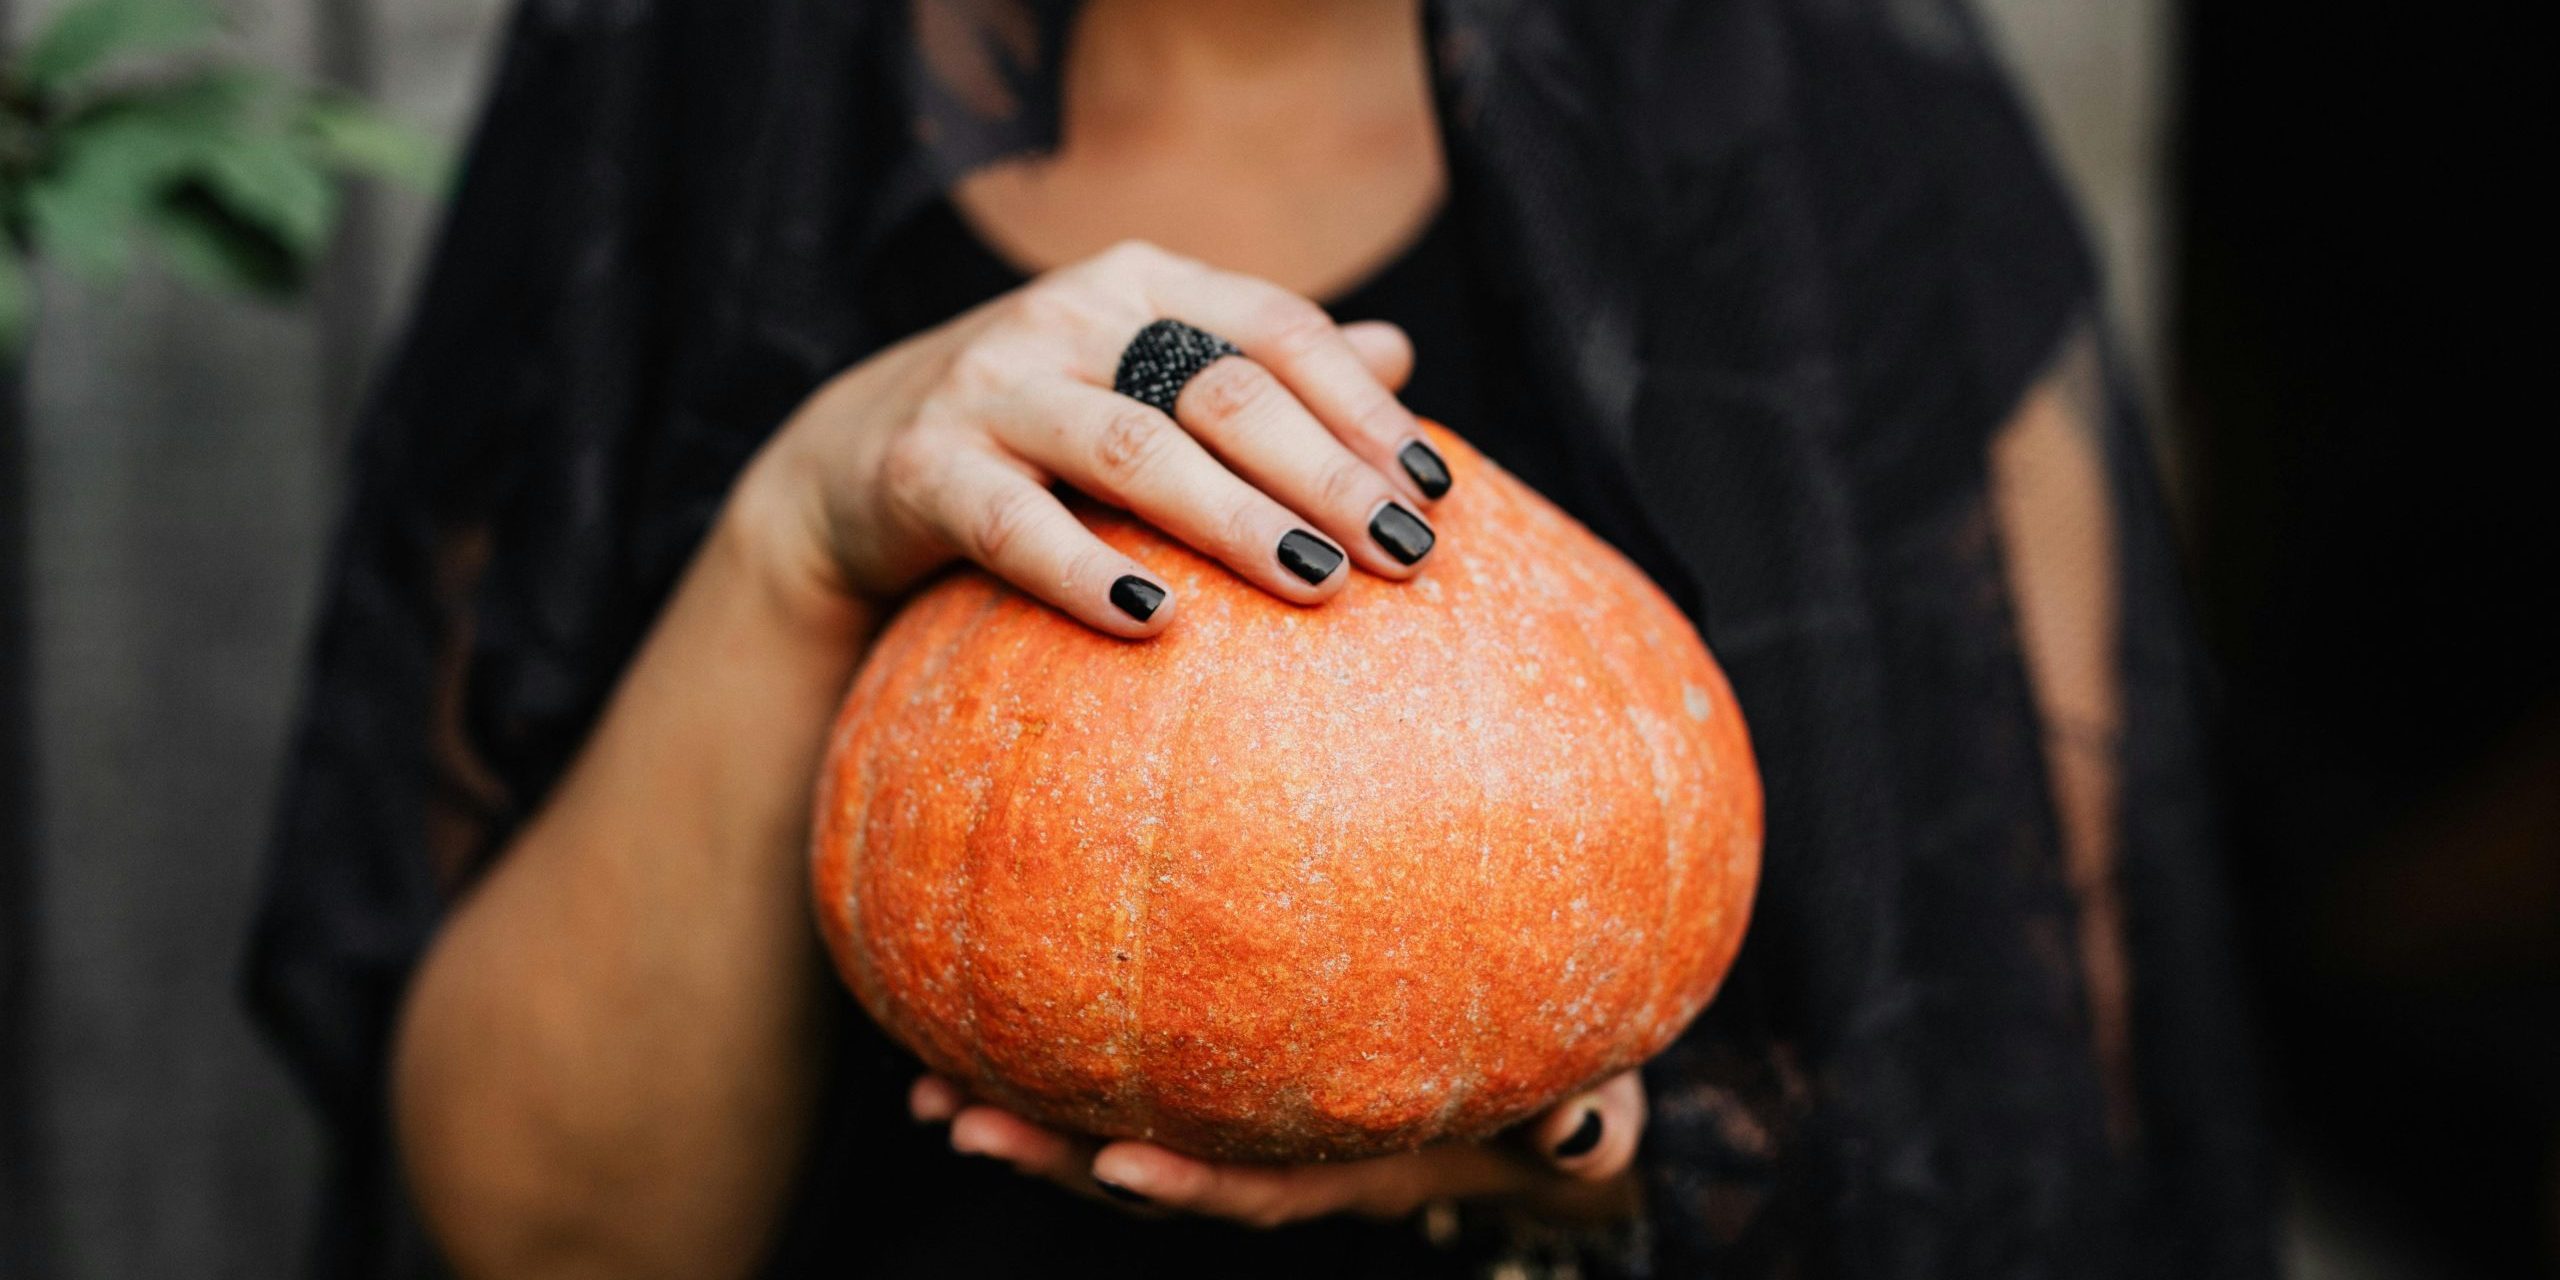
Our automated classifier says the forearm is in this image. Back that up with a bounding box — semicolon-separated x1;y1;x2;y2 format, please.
393;484;876;1279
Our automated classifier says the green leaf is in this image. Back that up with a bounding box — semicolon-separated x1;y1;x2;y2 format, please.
19;110;204;279
193;131;336;258
297;95;449;194
64;66;275;137
17;0;220;94
0;243;34;356
147;179;301;297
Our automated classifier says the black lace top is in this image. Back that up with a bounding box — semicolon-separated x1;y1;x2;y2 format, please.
247;3;2274;1277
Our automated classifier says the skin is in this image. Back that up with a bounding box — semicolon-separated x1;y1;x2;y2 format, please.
393;1;2124;1274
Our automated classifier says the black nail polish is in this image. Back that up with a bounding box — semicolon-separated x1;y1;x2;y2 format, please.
1277;529;1345;585
1110;576;1166;621
1553;1110;1604;1159
1096;1179;1152;1206
1398;440;1452;500
1369;503;1435;565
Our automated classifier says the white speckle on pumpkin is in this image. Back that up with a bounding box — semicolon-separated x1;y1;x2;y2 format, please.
1684;684;1712;722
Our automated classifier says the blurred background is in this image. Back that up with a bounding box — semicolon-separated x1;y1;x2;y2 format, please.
0;1;2547;1276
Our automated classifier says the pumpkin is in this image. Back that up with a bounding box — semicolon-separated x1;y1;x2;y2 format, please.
811;425;1760;1162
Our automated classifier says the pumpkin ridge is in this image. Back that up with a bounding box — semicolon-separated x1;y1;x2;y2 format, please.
840;583;991;1061
1560;542;1689;1068
1117;551;1197;1145
1474;435;1700;1068
840;684;889;1017
834;586;969;1026
1449;601;1493;1137
951;593;1033;1105
1524;500;1661;1099
1449;458;1514;1137
895;587;1005;1071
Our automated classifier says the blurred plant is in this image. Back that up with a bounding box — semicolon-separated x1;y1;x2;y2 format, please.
0;0;448;354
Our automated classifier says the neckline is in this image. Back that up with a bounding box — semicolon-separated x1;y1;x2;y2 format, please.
935;193;1455;312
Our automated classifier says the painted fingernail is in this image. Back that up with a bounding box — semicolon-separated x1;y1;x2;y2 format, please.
1399;440;1452;499
1553;1109;1604;1159
1095;1179;1152;1206
1369;502;1435;565
1277;529;1345;585
1110;575;1166;621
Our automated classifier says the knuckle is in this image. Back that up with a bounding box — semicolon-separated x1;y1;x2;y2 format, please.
1063;545;1122;600
1182;356;1268;425
1010;282;1092;334
967;484;1047;564
946;339;1017;398
876;431;945;505
1091;407;1177;489
1217;498;1269;561
1253;296;1335;359
1315;455;1381;516
1238;1200;1296;1231
1098;238;1167;274
1342;393;1410;448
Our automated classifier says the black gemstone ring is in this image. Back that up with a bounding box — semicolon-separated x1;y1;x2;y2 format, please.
1112;319;1242;417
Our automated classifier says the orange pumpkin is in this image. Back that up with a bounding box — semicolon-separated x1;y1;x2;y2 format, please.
812;426;1760;1162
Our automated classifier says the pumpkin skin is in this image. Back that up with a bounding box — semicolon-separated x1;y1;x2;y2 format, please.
812;426;1760;1162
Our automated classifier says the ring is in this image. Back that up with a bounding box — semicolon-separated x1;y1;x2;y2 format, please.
1112;319;1241;416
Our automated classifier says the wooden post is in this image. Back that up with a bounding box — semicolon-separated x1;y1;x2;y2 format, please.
1;302;43;1280
1;2;48;1267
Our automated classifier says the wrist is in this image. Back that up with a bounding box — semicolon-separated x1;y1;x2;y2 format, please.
715;448;878;652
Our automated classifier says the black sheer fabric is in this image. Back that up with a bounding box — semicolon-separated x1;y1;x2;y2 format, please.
246;1;2272;1276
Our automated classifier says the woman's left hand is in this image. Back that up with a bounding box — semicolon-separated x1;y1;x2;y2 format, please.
908;1070;1646;1228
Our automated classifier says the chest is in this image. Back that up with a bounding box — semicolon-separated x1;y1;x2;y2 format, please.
948;99;1446;299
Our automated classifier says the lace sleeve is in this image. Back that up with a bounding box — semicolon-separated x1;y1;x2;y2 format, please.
422;526;508;895
1990;329;2135;1138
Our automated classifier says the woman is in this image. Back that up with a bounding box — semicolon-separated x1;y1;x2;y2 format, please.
248;1;2272;1275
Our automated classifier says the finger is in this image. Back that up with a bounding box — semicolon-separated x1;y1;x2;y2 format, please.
1147;265;1453;508
948;1105;1098;1190
1528;1071;1647;1182
909;1075;967;1124
1089;1141;1532;1229
1164;353;1437;579
1089;1142;1337;1228
1338;320;1414;393
896;441;1175;637
987;379;1355;603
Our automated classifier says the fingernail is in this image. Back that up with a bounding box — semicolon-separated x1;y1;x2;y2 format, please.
1095;1179;1152;1206
1110;575;1166;621
1553;1109;1604;1159
1398;440;1452;500
1369;502;1435;565
1277;529;1345;585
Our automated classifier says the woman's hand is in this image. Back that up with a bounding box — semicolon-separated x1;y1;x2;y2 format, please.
908;1071;1647;1229
731;239;1449;637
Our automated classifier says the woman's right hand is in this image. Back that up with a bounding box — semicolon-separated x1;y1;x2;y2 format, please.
731;239;1452;637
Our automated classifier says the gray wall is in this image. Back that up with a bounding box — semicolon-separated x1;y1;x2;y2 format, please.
9;2;502;1275
2;2;2170;1275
